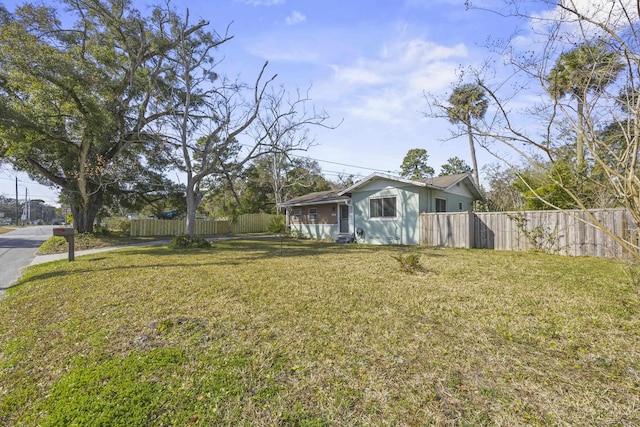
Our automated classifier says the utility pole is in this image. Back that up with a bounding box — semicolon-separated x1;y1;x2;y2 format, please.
15;177;18;226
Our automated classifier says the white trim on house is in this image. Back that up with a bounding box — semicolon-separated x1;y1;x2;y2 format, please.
339;173;426;195
281;198;349;208
339;172;483;200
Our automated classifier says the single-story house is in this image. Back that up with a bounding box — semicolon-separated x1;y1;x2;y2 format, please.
278;172;483;245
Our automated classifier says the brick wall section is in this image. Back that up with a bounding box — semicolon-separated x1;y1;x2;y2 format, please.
289;203;338;225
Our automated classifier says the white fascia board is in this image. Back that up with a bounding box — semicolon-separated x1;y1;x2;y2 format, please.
278;198;349;208
338;172;426;196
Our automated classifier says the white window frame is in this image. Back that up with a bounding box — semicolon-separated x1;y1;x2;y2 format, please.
308;207;318;222
293;208;302;221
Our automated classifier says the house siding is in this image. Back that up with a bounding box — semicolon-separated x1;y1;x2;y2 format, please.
287;203;341;240
279;173;480;246
290;223;337;240
352;185;422;245
442;181;476;198
352;184;475;246
288;204;337;225
431;189;474;213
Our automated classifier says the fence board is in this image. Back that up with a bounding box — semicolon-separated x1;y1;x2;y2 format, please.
420;212;472;248
421;208;635;259
229;213;273;234
130;213;274;237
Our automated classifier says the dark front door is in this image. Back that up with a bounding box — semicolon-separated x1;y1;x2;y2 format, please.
339;204;349;233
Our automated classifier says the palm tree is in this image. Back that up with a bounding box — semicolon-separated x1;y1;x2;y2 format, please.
446;83;488;186
546;41;623;166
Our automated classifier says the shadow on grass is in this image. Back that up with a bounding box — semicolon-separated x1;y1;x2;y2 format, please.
12;258;243;289
7;238;446;292
112;239;447;271
132;237;433;261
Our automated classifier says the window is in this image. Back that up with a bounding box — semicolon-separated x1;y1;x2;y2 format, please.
293;208;301;221
308;208;318;221
459;202;463;211
435;198;447;213
370;197;397;218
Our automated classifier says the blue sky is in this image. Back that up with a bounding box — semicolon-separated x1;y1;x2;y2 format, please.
0;0;545;206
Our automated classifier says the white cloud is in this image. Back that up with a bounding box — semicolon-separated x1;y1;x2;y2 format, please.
286;11;306;26
331;39;466;89
244;26;481;172
318;38;468;126
331;65;384;86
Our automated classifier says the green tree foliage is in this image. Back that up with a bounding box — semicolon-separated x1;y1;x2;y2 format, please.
0;1;203;232
482;163;525;212
514;159;581;211
446;84;487;186
203;156;330;216
240;155;328;214
273;157;331;209
400;148;435;180
440;156;472;176
546;41;623;166
459;1;640;258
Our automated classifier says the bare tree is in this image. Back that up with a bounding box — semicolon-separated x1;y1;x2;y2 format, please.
162;10;332;237
454;0;640;258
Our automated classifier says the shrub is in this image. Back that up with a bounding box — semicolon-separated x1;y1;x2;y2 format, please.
391;253;423;274
168;235;211;249
104;217;131;236
290;229;307;239
267;215;286;234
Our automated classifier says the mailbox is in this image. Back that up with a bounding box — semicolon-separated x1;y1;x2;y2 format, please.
53;227;75;237
53;227;75;261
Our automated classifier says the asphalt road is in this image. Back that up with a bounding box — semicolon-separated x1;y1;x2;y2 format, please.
0;226;53;291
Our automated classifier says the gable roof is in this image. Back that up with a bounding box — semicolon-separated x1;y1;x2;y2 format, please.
338;172;424;194
426;173;468;188
339;172;483;200
277;189;349;208
425;173;484;200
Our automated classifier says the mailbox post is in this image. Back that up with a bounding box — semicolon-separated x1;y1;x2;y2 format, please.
53;227;75;261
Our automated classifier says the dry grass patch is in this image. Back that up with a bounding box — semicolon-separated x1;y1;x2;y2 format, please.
37;232;159;254
1;239;639;426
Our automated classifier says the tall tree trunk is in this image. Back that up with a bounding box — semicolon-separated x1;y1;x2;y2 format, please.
576;98;584;166
185;176;202;238
71;190;103;233
467;120;480;186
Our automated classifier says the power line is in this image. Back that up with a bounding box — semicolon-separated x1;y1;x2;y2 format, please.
233;141;402;176
0;144;403;204
291;153;400;175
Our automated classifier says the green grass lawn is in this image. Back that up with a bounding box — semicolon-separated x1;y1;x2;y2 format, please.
37;233;160;255
1;239;639;426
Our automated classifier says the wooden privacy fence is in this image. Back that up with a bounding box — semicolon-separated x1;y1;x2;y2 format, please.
230;213;274;234
420;212;473;249
420;209;636;259
130;213;275;237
